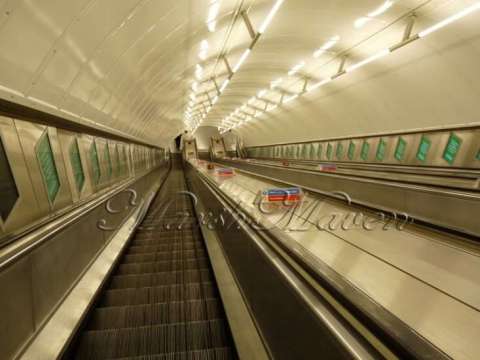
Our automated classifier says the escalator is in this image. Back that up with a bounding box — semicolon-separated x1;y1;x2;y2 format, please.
66;156;237;359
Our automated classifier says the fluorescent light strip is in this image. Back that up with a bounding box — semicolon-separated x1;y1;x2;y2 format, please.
283;94;298;103
258;0;285;34
233;49;251;72
288;61;305;76
307;78;332;92
220;79;230;93
354;17;371;29
207;1;221;32
314;35;340;57
345;48;390;72
199;1;285;127
368;1;394;17
270;78;283;88
419;2;480;38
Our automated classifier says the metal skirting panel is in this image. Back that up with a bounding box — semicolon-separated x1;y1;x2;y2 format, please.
187;175;269;360
218;159;480;237
0;168;166;360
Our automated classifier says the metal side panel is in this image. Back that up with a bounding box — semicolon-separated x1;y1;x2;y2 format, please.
0;117;41;239
56;129;93;203
218;159;480;237
0;256;35;360
14;119;73;214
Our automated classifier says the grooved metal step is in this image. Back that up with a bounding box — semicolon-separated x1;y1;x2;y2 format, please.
75;320;231;359
117;347;235;360
99;283;218;308
116;259;209;275
87;299;223;330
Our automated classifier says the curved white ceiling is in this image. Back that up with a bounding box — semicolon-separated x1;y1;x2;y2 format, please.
0;0;477;146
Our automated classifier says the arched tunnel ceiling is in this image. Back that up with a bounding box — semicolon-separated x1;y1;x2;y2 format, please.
0;0;477;147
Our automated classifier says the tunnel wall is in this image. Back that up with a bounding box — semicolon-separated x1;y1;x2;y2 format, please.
236;23;480;147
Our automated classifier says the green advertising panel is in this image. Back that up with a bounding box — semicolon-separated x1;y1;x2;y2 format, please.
336;143;344;159
104;144;112;179
115;144;121;176
476;149;480;161
317;144;323;159
90;141;101;185
361;141;370;161
376;138;387;161
36;132;60;204
69;139;85;193
302;144;308;158
0;137;19;221
327;143;333;160
394;137;407;162
309;144;315;159
296;145;301;158
416;136;431;162
443;133;462;165
122;146;128;174
348;142;355;160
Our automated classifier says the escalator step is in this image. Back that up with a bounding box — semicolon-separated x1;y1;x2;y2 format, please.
123;250;207;264
132;232;197;245
118;347;235;359
88;299;223;330
117;259;209;275
127;243;203;254
132;237;198;246
74;320;231;359
99;283;218;307
109;270;212;289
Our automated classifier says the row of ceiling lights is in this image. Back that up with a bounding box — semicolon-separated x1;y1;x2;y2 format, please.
183;0;222;131
219;1;480;134
184;0;286;132
219;0;396;132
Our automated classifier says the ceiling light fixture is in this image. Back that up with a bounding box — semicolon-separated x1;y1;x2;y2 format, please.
345;48;390;72
198;40;209;60
270;78;283;88
232;49;251;73
195;64;203;79
258;0;285;34
288;61;305;76
368;1;394;17
313;35;340;57
257;89;267;98
207;1;222;32
220;79;230;92
419;2;480;38
354;17;371;28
